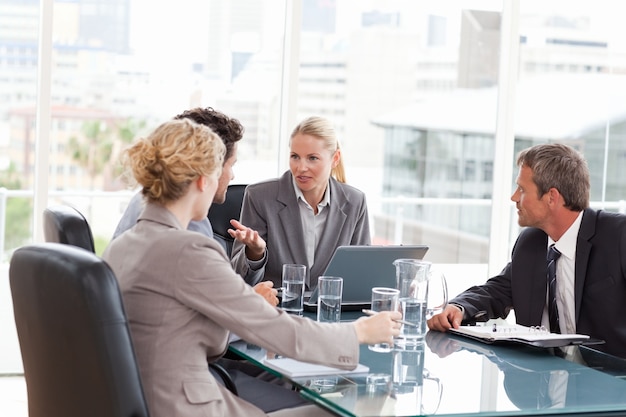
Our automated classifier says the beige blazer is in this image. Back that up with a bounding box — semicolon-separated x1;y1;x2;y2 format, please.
102;203;359;417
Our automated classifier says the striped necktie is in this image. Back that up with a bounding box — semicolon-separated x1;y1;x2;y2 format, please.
547;244;562;334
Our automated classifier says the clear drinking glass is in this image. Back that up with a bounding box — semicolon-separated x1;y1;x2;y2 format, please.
317;276;343;323
280;264;306;315
368;287;400;352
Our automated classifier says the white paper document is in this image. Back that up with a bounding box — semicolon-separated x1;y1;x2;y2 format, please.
263;357;369;378
449;324;590;348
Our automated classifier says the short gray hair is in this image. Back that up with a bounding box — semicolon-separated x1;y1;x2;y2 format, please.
516;143;589;211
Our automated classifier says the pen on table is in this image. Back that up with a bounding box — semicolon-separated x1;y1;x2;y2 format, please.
361;309;419;327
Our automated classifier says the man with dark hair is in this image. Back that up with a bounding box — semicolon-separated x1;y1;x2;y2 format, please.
428;143;626;359
174;107;244;205
112;107;266;287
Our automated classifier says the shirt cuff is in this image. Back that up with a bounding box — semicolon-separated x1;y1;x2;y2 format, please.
247;250;267;270
450;303;466;319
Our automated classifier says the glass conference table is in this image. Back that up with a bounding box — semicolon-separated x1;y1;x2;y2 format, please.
229;313;626;417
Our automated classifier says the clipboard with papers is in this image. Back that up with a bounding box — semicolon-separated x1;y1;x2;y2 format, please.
448;323;592;348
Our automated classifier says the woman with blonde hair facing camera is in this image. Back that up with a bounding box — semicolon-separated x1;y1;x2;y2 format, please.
230;116;371;290
103;118;400;417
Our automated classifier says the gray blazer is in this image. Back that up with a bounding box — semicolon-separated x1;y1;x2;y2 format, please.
231;171;371;289
102;203;359;417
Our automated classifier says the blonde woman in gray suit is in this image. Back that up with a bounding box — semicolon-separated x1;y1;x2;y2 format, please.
230;116;371;290
103;118;401;417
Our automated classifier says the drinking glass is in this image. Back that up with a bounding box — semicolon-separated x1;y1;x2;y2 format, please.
280;264;306;315
317;276;343;323
368;287;400;352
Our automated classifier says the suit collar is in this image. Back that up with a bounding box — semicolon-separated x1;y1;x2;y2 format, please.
574;208;596;322
317;178;348;251
577;208;597;242
139;202;184;231
275;172;307;263
277;171;296;206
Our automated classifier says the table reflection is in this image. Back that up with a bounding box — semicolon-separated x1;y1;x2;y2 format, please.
296;342;444;417
229;322;626;416
425;331;626;411
391;344;442;415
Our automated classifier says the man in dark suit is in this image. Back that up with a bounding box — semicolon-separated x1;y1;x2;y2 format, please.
427;143;626;359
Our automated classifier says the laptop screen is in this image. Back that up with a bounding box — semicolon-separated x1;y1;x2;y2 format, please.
304;245;429;311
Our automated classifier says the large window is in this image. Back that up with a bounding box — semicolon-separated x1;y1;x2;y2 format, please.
1;0;507;263
515;1;626;205
2;0;626;266
4;0;626;380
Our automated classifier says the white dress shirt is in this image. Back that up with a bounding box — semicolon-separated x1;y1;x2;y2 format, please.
545;211;583;334
293;177;330;286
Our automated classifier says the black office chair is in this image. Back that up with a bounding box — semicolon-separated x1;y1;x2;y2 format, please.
41;204;239;396
207;184;247;256
9;243;150;417
43;204;95;252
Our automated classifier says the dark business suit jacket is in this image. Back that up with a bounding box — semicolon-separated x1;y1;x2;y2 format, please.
452;208;626;358
103;203;360;417
231;171;371;289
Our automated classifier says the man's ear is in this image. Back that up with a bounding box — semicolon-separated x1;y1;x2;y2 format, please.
547;187;562;205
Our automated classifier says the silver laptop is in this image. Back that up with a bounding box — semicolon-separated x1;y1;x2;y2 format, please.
304;245;429;312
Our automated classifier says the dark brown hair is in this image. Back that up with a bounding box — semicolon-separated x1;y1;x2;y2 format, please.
174;107;244;162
